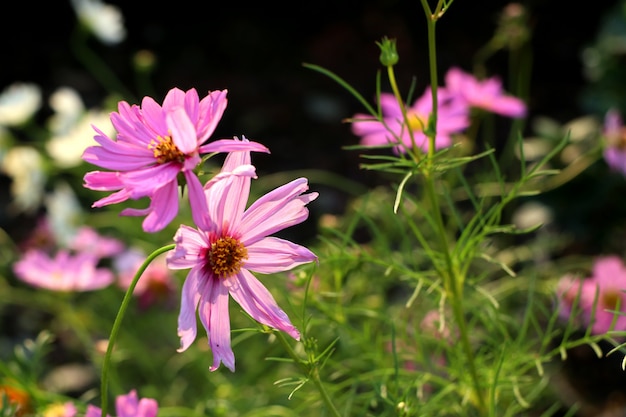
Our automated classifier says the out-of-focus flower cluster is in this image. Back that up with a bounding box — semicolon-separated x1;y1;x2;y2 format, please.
557;255;626;335
350;66;527;154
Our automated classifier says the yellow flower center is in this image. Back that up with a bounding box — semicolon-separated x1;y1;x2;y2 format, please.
149;135;185;164
406;112;426;133
207;236;248;278
42;404;69;417
601;289;622;310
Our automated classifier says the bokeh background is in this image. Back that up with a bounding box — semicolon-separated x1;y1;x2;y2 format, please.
4;0;625;250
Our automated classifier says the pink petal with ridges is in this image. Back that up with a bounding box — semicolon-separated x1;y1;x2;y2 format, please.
245;237;317;273
184;170;210;231
197;90;228;143
167;107;198;154
198;138;269;155
177;265;202;352
167;225;206;269
227;269;300;340
123;163;179;198
239;178;318;245
199;279;235;371
139;180;180;232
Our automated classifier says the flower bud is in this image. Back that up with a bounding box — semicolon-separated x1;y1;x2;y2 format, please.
377;37;399;66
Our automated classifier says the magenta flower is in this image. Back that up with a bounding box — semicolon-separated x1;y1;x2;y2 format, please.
114;248;176;309
85;390;158;417
167;146;318;371
444;67;527;118
351;87;470;154
13;249;114;291
82;88;270;232
602;108;626;176
67;226;124;258
557;256;626;335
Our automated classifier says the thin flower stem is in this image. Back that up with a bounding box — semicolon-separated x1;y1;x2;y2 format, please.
275;332;343;417
99;244;175;417
418;1;487;413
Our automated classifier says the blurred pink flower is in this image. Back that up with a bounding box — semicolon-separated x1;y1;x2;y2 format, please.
351;88;470;154
82;88;270;232
85;389;158;417
13;249;114;291
444;67;527;118
114;248;176;309
602;108;626;176
167;144;318;371
557;256;626;335
67;226;124;258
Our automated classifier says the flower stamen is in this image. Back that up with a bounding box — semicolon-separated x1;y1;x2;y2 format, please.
149;135;185;164
207;236;248;278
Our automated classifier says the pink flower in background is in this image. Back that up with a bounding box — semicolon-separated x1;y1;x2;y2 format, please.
115;248;176;309
82;88;270;232
602;108;626;176
351;88;470;154
444;67;527;118
167;146;318;371
557;255;626;335
85;389;158;417
67;226;124;258
13;249;114;291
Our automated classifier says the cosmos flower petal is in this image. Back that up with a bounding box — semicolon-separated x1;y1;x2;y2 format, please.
198;138;270;155
167;107;197;154
167;225;207;269
123;163;180;198
239;178;318;245
199;280;235;371
228;269;300;340
196;90;228;142
177;265;202;352
138;180;180;233
245;237;317;273
184;170;210;231
81;88;247;232
83;170;124;191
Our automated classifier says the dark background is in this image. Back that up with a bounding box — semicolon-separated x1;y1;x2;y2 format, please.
3;0;612;174
3;0;623;246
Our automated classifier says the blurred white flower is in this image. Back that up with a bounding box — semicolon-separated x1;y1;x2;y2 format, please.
1;146;46;213
45;182;84;247
46;87;113;168
71;0;126;45
512;200;554;230
0;83;42;127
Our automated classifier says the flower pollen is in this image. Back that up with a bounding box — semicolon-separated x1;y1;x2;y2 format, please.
406;112;426;132
601;289;622;310
207;236;248;278
149;135;185;164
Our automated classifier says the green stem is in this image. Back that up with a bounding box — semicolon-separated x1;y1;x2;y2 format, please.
275;332;342;417
418;1;487;413
99;244;175;417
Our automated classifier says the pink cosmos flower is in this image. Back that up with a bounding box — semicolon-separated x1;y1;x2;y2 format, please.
351;87;470;154
444;67;527;118
82;88;270;232
602;108;626;176
13;249;114;291
557;256;626;335
85;389;158;417
167;144;318;371
67;226;124;258
114;248;176;309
